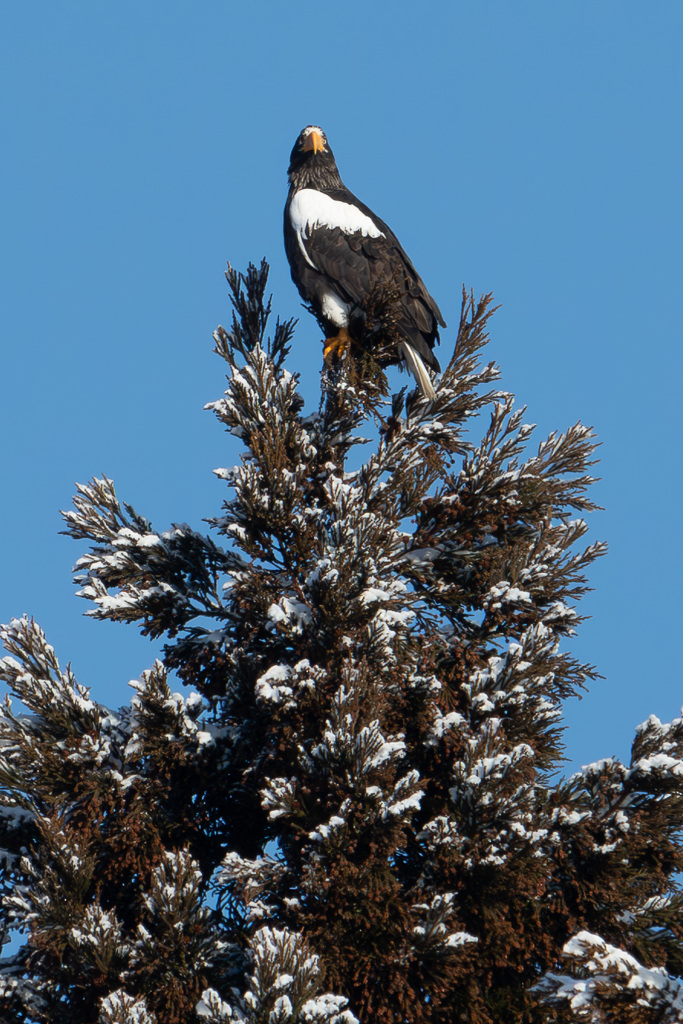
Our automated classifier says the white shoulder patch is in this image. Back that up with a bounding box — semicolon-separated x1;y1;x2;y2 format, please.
289;189;384;241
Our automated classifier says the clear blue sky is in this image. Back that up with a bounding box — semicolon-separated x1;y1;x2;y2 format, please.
1;2;681;772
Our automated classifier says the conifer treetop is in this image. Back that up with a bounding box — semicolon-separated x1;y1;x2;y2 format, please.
0;260;681;1024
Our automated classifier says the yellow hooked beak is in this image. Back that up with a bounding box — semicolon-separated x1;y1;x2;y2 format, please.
303;130;326;155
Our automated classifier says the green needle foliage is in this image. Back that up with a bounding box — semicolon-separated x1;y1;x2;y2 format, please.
1;261;682;1023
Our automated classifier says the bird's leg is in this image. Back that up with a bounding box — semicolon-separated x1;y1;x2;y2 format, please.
323;327;352;364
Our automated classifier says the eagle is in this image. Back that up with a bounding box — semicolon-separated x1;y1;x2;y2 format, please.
284;125;445;399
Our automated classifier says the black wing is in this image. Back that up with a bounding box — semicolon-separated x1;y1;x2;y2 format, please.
285;188;444;370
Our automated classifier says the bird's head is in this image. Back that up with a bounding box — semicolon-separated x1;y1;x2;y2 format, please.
287;125;342;188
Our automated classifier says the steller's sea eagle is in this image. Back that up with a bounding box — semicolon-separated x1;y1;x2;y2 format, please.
284;125;445;399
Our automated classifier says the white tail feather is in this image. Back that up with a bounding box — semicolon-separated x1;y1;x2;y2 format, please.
400;341;437;400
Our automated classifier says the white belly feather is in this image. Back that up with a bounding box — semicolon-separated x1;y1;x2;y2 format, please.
320;289;351;327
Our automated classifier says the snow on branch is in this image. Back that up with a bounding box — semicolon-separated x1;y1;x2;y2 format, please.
535;930;683;1021
62;476;244;643
197;927;358;1024
245;927;357;1024
99;989;157;1024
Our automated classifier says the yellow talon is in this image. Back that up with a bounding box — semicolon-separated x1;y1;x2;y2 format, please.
323;327;352;364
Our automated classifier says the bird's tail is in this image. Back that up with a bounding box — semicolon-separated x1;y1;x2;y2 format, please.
400;341;437;400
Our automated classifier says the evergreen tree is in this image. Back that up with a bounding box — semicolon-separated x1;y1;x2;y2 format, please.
1;261;682;1023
